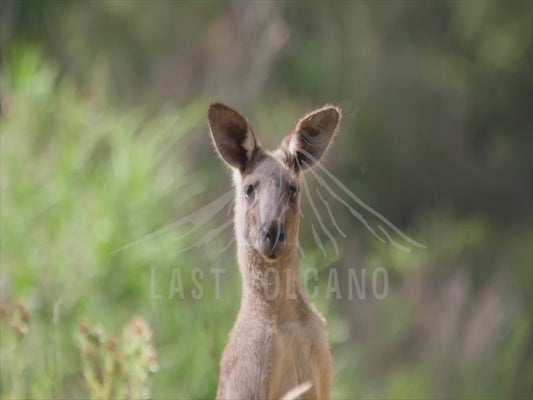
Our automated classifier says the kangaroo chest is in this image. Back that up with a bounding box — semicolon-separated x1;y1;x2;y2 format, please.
266;311;329;399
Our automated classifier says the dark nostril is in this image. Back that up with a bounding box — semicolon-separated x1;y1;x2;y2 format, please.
262;223;285;245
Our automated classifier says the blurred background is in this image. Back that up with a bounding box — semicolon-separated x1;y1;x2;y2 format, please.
0;0;532;399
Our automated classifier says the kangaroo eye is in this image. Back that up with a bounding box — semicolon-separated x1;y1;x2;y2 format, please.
288;186;298;202
245;184;255;199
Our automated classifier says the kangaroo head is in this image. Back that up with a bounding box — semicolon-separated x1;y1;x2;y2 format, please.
208;102;341;261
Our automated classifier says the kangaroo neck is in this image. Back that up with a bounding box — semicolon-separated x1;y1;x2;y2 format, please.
236;239;303;316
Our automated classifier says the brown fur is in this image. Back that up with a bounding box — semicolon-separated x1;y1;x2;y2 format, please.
208;102;341;400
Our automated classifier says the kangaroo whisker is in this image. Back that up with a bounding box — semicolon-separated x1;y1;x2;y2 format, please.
112;189;234;253
301;165;339;256
315;187;347;239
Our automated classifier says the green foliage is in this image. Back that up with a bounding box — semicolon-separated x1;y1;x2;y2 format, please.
78;317;157;400
0;47;238;399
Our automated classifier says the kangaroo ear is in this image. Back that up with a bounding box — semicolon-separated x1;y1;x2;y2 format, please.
282;105;341;171
208;102;258;172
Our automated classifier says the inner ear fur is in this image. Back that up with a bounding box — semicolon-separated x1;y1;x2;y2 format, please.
283;105;342;171
208;102;258;172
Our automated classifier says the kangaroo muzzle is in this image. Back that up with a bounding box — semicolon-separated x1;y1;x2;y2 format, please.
260;220;286;259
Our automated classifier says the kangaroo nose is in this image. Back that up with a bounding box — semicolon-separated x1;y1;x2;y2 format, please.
262;222;285;248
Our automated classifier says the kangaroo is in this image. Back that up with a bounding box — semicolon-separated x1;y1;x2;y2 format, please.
208;102;341;400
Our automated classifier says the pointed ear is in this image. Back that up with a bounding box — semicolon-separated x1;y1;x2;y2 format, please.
282;105;341;171
208;102;258;172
